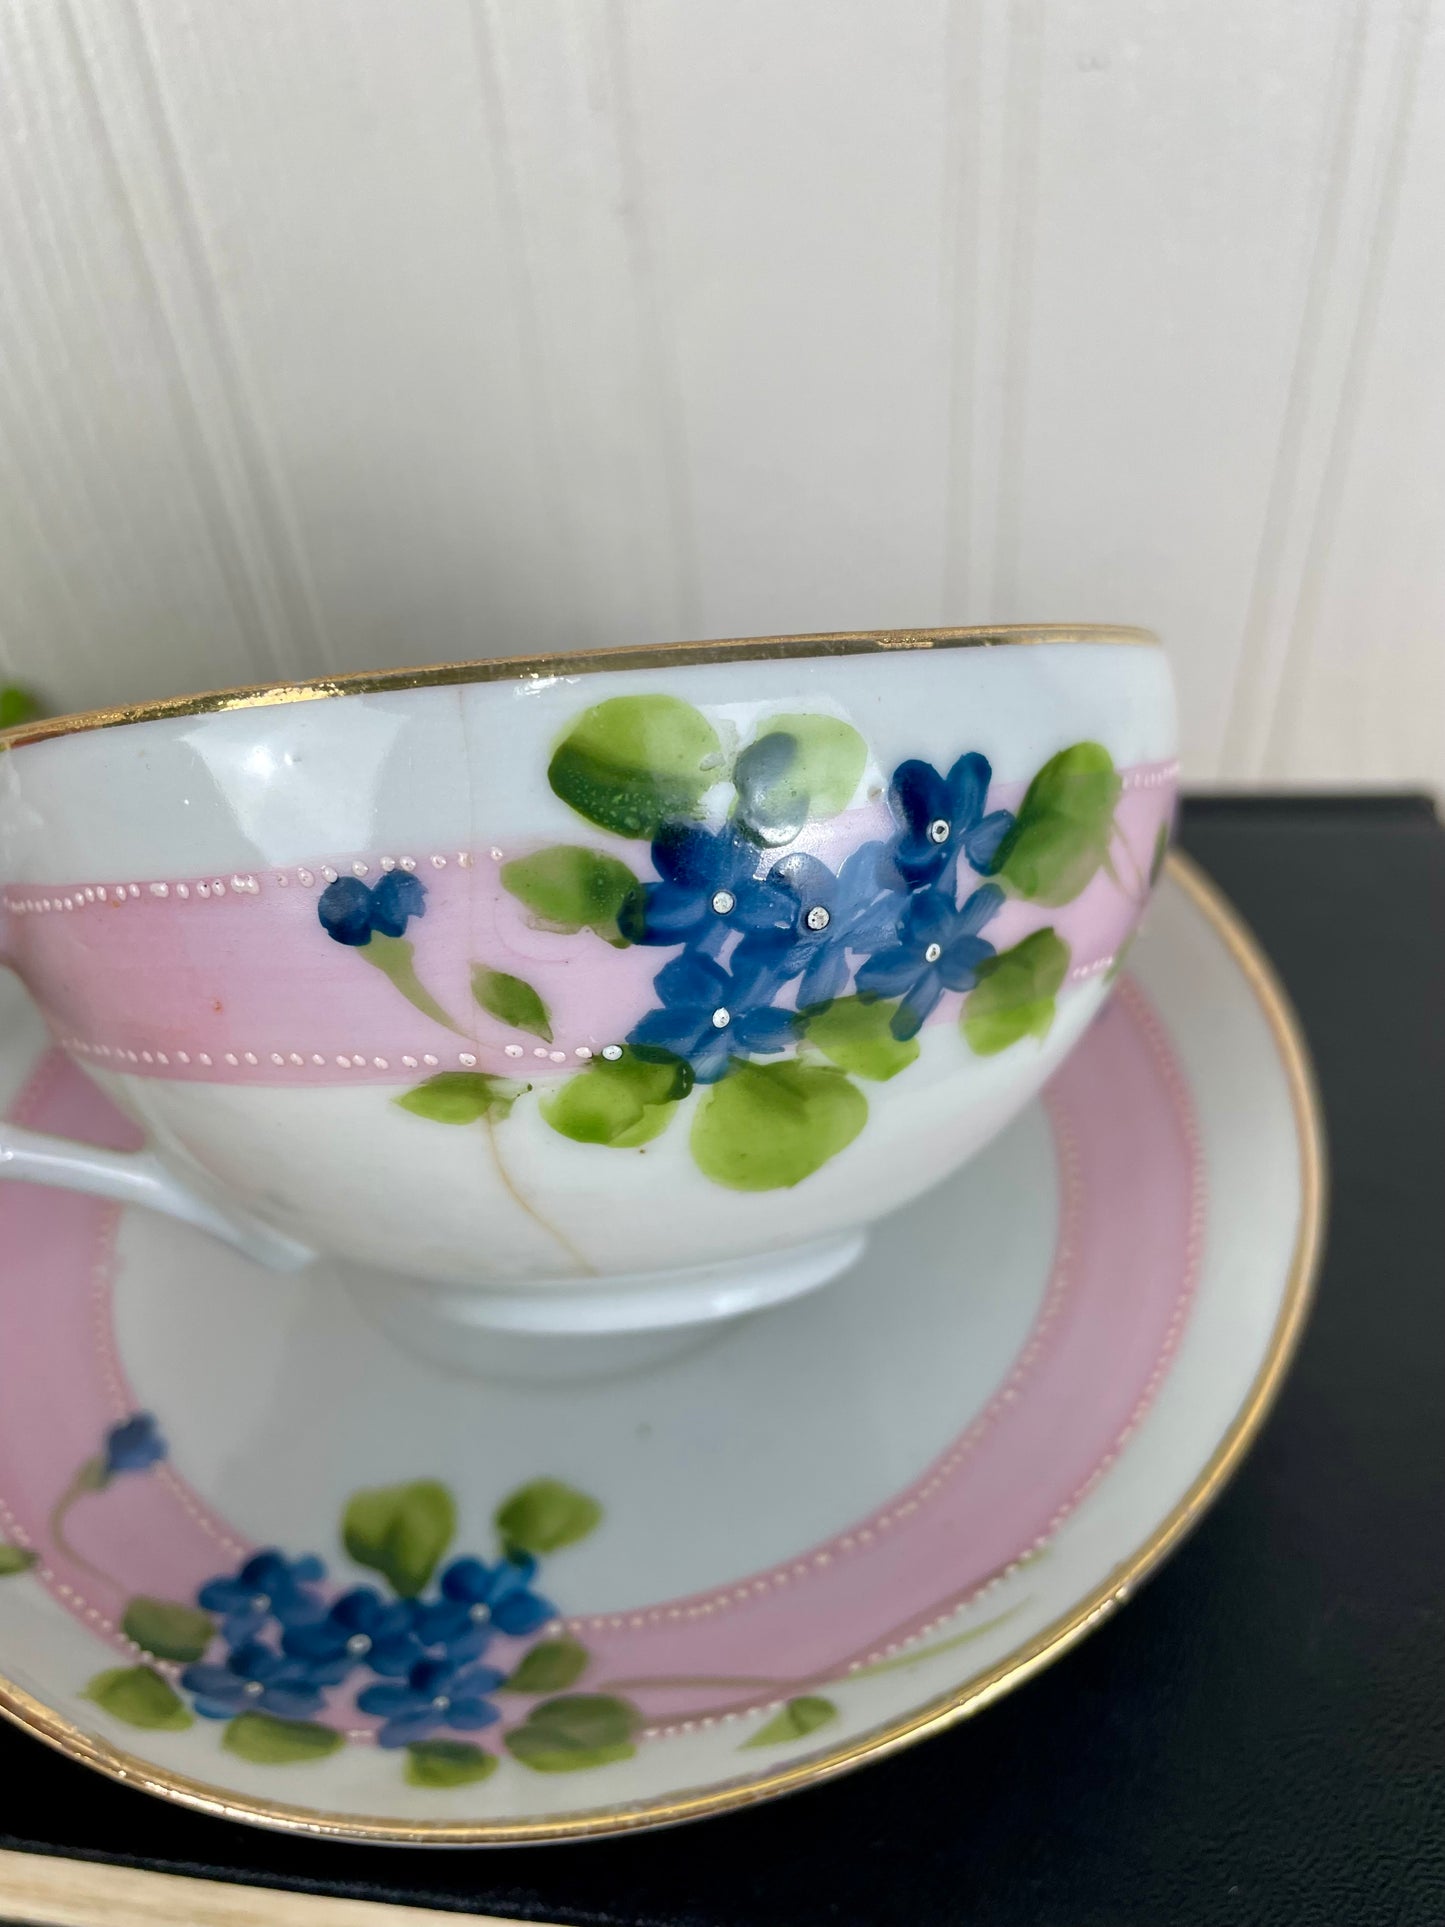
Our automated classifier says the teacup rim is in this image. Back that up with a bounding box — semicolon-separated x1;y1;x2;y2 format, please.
0;622;1159;753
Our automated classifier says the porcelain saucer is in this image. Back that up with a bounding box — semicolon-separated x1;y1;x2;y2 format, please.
0;856;1323;1845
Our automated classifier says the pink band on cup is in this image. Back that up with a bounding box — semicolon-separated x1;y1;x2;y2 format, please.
3;763;1177;1085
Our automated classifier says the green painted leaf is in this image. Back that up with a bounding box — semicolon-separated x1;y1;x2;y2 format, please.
735;715;869;843
343;1480;457;1596
505;1694;638;1773
987;742;1123;906
963;929;1071;1056
801;996;919;1081
501;846;644;948
504;1637;590;1694
472;965;553;1043
540;1048;692;1148
756;714;867;817
495;1479;601;1555
394;1072;530;1125
732;731;807;845
691;1061;867;1191
122;1596;215;1662
83;1666;192;1731
548;695;722;839
1148;821;1170;888
358;933;461;1033
0;686;43;731
0;1544;36;1576
742;1694;838;1749
404;1740;498;1787
223;1711;344;1765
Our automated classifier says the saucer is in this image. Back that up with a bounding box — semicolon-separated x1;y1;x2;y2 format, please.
0;856;1323;1845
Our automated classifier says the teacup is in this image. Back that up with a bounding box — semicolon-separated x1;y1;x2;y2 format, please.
0;626;1176;1358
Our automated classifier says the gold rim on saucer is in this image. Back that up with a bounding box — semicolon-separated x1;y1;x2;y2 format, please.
0;850;1325;1845
0;623;1159;753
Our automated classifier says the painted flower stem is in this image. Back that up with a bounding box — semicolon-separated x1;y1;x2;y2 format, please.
481;1113;594;1275
47;1463;120;1589
1107;823;1150;908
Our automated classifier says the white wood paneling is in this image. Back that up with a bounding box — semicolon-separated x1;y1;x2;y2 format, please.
0;0;1439;788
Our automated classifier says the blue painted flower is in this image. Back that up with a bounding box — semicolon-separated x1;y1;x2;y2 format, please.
889;753;1013;889
736;842;909;1010
181;1639;341;1721
411;1554;556;1662
197;1550;328;1646
102;1412;166;1477
628;949;796;1082
317;870;427;946
357;1654;505;1749
281;1586;421;1679
622;823;796;956
369;870;427;937
856;883;1005;1039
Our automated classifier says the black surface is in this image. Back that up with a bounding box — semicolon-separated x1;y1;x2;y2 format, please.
2;797;1442;1926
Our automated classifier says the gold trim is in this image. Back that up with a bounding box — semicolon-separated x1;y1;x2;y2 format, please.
0;849;1325;1844
0;624;1158;752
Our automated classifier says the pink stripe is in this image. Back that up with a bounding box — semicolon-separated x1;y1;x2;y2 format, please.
3;763;1177;1084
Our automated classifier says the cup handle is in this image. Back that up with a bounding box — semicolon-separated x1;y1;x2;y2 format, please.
0;923;313;1270
0;1117;315;1270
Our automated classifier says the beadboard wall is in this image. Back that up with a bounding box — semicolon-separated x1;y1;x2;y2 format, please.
0;0;1440;789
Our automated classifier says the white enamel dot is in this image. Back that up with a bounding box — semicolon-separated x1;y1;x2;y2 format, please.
804;904;830;932
711;1007;731;1029
928;818;951;844
601;1044;623;1061
710;889;736;915
924;942;943;963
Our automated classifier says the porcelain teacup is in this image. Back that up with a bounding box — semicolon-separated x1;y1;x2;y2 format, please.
0;625;1176;1357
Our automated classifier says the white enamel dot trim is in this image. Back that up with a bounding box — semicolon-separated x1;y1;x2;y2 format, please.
2;853;488;915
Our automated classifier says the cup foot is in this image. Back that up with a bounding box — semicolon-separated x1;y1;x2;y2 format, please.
343;1229;867;1380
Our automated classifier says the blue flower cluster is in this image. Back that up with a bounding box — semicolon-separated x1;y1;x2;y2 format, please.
182;1548;555;1747
625;751;1015;1067
317;870;427;946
